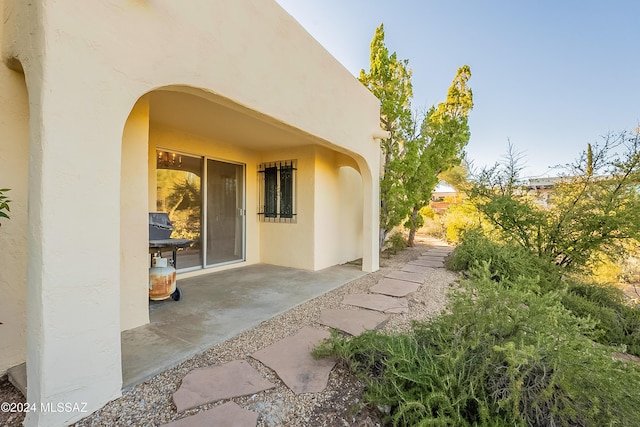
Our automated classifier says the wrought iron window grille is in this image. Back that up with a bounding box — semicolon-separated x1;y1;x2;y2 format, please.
258;160;297;223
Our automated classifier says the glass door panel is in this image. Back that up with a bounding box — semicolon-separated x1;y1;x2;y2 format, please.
156;151;202;270
206;159;245;265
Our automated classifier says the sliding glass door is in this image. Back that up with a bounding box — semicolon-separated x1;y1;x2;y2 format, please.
156;150;245;270
206;159;245;265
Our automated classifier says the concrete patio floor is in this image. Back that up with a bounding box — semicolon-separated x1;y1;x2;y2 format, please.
121;263;365;390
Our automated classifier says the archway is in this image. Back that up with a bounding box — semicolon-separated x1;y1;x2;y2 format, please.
0;58;30;393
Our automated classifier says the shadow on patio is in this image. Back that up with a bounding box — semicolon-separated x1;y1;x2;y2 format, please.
121;263;365;389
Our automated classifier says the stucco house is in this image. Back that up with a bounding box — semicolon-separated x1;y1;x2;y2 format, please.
0;1;382;425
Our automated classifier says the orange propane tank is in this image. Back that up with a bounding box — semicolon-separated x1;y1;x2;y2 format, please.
149;257;177;300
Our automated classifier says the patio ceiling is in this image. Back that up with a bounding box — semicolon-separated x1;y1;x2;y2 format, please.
148;89;317;151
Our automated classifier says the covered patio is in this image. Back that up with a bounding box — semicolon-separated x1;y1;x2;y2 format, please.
121;263;365;389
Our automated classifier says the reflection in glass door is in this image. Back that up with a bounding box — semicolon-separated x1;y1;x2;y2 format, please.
156;151;203;270
206;159;245;265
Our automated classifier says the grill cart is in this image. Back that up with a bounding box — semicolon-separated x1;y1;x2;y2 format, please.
148;212;193;301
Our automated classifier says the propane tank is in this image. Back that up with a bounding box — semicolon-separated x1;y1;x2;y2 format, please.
149;256;177;300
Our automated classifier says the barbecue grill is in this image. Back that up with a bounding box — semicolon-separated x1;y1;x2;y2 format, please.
149;212;173;240
148;212;193;301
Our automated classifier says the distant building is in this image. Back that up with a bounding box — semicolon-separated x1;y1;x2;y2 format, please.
524;177;564;208
430;185;465;214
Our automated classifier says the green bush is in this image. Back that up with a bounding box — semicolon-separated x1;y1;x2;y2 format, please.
442;201;486;243
449;231;640;357
384;231;407;254
318;232;640;425
316;267;640;426
446;230;561;293
562;281;640;356
468;133;640;270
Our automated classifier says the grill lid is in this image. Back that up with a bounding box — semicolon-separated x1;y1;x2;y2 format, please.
149;212;173;240
149;212;173;229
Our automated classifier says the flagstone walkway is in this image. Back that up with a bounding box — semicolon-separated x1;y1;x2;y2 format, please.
163;244;453;426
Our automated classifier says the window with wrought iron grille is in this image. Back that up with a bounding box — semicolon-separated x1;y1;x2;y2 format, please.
258;160;297;222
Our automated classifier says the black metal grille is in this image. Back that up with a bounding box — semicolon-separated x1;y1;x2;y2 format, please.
258;160;297;223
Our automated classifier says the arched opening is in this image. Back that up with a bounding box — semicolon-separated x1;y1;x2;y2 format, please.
337;165;364;263
0;58;30;394
118;86;376;387
120;96;152;331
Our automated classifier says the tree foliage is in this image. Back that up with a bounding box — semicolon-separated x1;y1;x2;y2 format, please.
359;24;414;248
469;131;640;269
360;24;473;250
438;164;469;192
404;66;473;246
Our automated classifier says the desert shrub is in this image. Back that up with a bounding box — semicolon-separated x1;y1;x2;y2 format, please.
316;266;640;426
449;231;640;356
446;230;561;293
562;281;640;356
420;205;436;220
582;247;640;287
442;201;486;243
384;231;407;254
419;205;446;239
587;253;623;285
469;133;640;271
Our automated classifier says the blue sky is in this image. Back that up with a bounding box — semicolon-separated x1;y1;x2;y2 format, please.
274;0;640;178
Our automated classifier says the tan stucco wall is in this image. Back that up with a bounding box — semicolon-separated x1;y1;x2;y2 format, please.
120;98;151;331
2;0;380;424
0;24;29;375
313;147;364;270
337;167;364;263
259;146;365;271
259;147;317;269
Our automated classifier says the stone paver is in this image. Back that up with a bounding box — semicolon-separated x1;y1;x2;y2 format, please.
419;254;448;260
162;402;258;427
385;270;425;284
419;253;449;260
252;326;336;394
370;277;421;297
422;249;452;256
402;264;431;274
409;258;444;268
317;308;389;336
342;293;409;313
165;242;455;425
173;360;275;412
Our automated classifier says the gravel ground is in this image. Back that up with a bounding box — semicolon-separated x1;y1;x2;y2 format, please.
1;240;458;427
